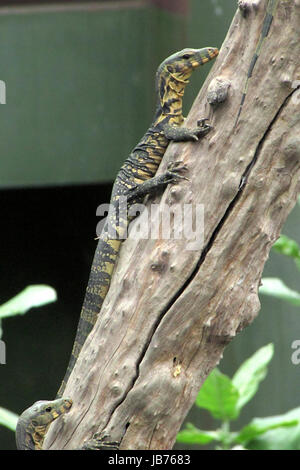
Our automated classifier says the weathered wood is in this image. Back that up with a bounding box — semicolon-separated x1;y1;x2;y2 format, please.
45;0;300;450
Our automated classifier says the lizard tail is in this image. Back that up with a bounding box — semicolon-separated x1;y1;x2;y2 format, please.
57;235;122;398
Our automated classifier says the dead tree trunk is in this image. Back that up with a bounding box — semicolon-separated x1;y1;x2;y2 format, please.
45;0;300;450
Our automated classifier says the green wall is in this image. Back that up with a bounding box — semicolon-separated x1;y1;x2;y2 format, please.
0;3;185;187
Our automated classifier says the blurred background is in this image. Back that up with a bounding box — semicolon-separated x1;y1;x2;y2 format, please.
0;0;299;450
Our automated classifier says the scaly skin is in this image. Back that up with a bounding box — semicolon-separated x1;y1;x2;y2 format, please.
57;47;218;398
16;398;72;450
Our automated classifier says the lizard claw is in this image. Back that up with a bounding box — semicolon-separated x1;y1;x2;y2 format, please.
167;160;186;170
197;118;212;134
166;170;190;182
168;161;188;172
166;162;190;181
197;117;209;127
181;118;211;140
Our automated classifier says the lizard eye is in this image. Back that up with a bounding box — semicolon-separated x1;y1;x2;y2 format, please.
45;406;52;412
182;54;191;59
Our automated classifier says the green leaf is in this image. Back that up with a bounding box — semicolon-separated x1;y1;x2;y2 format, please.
0;407;19;431
272;234;300;259
259;278;300;306
176;423;219;445
246;407;300;450
195;368;239;420
235;415;298;445
0;285;57;320
232;344;274;412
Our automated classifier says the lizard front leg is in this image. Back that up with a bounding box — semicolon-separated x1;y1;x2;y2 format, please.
163;118;212;141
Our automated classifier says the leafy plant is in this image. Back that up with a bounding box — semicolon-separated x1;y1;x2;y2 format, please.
177;344;300;450
259;277;300;306
259;197;300;305
0;285;57;431
0;285;56;339
259;232;300;306
0;407;19;432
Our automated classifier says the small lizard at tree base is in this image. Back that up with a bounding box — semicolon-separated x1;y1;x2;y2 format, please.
15;397;121;450
16;398;72;450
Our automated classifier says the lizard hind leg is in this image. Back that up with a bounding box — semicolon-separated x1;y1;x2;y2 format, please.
125;163;189;204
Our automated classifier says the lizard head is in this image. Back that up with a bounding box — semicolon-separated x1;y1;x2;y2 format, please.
155;48;218;111
16;397;72;449
27;397;73;427
157;47;219;83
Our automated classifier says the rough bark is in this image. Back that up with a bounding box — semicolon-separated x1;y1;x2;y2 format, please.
45;0;300;450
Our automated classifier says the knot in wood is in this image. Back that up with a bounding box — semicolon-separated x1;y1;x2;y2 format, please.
207;77;231;105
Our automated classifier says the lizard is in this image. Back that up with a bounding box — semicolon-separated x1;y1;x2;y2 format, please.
235;0;280;127
16;397;72;450
57;46;219;398
15;397;120;450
